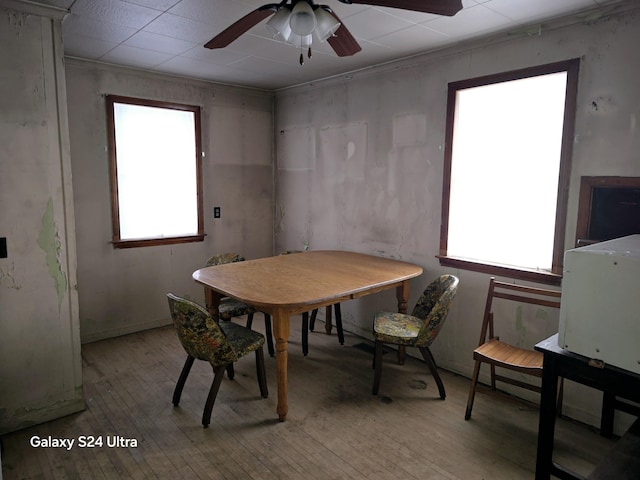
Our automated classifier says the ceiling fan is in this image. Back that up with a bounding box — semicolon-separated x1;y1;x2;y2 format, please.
204;0;463;64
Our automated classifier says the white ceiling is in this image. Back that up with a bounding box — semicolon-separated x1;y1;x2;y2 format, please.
34;0;619;90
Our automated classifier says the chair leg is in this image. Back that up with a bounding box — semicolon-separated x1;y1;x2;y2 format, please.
309;309;318;331
202;365;227;428
419;347;446;400
249;312;274;356
334;303;345;345
465;359;482;420
490;364;497;391
173;355;195;406
302;312;309;356
372;340;384;395
245;312;254;328
263;313;274;357
255;348;269;398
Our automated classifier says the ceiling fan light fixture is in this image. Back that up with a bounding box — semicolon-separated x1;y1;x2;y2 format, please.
289;33;313;49
289;0;317;36
266;6;292;41
314;7;340;42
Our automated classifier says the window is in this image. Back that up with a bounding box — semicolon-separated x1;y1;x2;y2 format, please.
575;176;640;247
106;95;204;248
439;60;580;284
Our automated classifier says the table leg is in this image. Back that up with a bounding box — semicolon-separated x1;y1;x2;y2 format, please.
396;281;410;364
324;306;332;335
204;288;222;323
272;308;291;421
535;352;559;480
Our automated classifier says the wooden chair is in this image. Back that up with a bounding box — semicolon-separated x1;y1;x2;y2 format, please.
464;277;562;420
372;274;459;398
205;253;274;356
264;250;344;356
166;293;268;427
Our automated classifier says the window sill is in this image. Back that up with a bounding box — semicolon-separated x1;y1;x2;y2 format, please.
437;255;562;286
112;234;205;249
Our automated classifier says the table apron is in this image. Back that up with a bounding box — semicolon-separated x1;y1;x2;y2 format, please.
212;279;409;318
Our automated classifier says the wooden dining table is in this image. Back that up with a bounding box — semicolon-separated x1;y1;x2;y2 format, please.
192;250;423;421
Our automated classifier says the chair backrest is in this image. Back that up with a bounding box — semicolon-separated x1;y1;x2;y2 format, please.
413;274;459;347
477;277;561;347
205;252;244;267
167;293;237;367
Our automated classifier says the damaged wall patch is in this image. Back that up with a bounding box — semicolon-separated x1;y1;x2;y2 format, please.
37;198;67;309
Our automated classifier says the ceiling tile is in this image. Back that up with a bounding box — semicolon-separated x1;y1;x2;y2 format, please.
483;0;599;22
100;44;174;68
342;8;418;41
167;0;258;27
180;45;251;66
124;31;197;55
70;0;163;29
124;0;181;10
367;6;441;23
422;3;512;38
143;12;220;43
62;13;138;44
62;33;118;59
374;24;451;52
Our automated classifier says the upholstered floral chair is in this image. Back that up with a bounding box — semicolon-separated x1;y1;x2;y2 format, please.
167;293;268;427
205;253;274;356
372;274;459;398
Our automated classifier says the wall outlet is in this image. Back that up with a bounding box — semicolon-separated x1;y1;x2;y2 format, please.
213;207;221;219
0;237;7;258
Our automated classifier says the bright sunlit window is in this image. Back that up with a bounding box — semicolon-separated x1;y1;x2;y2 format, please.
439;60;580;283
107;96;204;248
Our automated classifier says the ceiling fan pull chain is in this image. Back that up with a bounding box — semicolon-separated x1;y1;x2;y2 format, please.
308;47;312;59
299;50;304;65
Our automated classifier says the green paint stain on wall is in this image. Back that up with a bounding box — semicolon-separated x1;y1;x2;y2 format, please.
515;306;524;331
37;198;68;310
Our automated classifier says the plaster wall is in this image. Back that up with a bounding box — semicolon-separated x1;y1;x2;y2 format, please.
65;60;274;343
274;6;640;430
0;2;83;434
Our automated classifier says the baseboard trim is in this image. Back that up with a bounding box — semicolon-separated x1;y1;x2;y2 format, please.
81;318;172;344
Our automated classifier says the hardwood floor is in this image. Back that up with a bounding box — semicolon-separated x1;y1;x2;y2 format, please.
1;316;615;479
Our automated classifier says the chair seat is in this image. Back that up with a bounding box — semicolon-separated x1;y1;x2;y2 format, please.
373;311;422;346
219;297;255;321
473;338;543;376
220;321;265;358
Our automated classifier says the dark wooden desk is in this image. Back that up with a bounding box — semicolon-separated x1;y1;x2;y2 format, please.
534;334;640;480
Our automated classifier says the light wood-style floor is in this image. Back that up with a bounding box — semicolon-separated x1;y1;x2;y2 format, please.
1;316;615;479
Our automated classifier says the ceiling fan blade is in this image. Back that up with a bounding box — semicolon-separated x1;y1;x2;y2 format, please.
204;4;279;49
338;0;462;17
325;11;362;57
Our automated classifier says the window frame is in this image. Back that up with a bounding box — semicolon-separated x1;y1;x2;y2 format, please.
575;176;640;247
438;59;580;286
106;95;205;249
